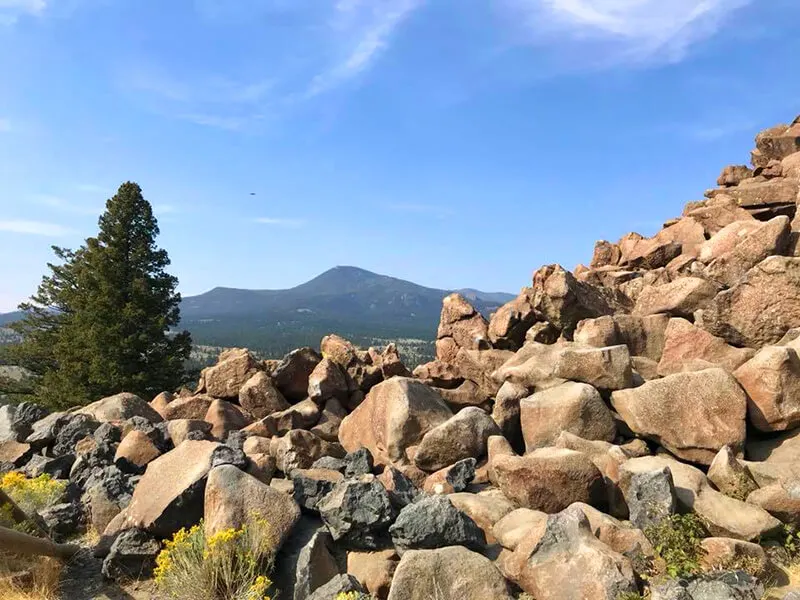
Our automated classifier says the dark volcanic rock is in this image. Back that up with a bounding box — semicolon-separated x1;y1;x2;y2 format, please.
317;478;396;550
389;495;485;553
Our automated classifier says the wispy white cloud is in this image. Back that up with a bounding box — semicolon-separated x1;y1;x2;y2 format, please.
387;202;454;218
0;219;74;236
33;194;101;215
125;1;423;130
502;0;752;66
306;0;423;97
0;0;47;25
76;183;111;194
253;217;306;227
0;118;11;132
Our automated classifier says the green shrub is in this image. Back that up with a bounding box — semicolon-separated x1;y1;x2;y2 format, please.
645;513;707;578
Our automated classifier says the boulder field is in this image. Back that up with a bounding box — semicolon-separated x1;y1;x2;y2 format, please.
4;116;800;599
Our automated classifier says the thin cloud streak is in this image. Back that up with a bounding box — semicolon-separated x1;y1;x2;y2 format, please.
0;219;75;236
503;0;753;66
306;0;423;98
387;203;454;218
253;217;307;227
33;194;102;215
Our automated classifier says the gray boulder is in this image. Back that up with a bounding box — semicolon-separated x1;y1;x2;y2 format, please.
101;528;160;581
650;571;764;600
624;467;678;530
389;495;485;553
317;478;396;549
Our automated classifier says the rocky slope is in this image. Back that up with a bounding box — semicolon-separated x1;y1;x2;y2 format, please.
2;116;800;600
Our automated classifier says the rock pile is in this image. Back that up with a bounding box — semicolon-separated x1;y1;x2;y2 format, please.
3;116;800;599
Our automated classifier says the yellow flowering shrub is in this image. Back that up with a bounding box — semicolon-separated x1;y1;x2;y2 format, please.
154;517;276;600
0;471;66;527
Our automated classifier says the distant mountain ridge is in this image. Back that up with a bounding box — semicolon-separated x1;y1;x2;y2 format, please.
1;266;514;362
178;266;513;360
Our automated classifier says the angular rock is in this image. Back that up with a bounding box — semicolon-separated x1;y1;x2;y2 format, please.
488;290;539;350
376;467;420;510
0;402;48;442
343;447;374;478
734;345;800;432
705;216;791;287
78;393;162;424
339;377;452;466
744;429;800;485
166;419;212;446
0;440;33;466
317;478;396;549
204;399;251;440
633;277;717;318
262;398;321;436
204;464;300;555
389;495;485;553
657;318;754;377
552;344;633;390
696;256;800;348
507;505;637;600
114;430;161;470
708;445;759;501
530;264;617;336
700;537;769;575
698;220;762;263
611;368;747;465
746;481;800;525
23;453;74;479
387;546;513;600
288;525;341;600
311;398;347;442
101;528;160;581
239;372;290;419
149;392;173;419
307;358;349;404
199;348;260;399
650;570;763;600
491;381;526;452
272;429;344;473
492;448;606;513
162;395;213;421
39;501;85;542
413;407;499;473
436;293;490;362
422;458;476;495
684;195;755;236
347;549;398;600
718;165;754;187
493;508;548;551
447;489;515;544
623;467;677;530
123;439;219;537
292;468;344;512
520;382;616;451
273;347;323;402
307;574;366;600
620;455;782;541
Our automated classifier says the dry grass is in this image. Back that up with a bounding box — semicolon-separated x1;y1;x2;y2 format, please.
0;554;62;600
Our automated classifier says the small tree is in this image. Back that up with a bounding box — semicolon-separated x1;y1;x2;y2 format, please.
8;182;191;408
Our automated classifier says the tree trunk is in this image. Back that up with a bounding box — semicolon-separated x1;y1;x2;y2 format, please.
0;525;80;559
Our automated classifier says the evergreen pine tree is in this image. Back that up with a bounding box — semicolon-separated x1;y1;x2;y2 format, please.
9;182;191;408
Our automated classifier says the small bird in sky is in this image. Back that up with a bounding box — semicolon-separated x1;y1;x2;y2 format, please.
250;192;256;196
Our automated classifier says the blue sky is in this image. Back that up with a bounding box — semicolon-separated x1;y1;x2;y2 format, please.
1;0;799;311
